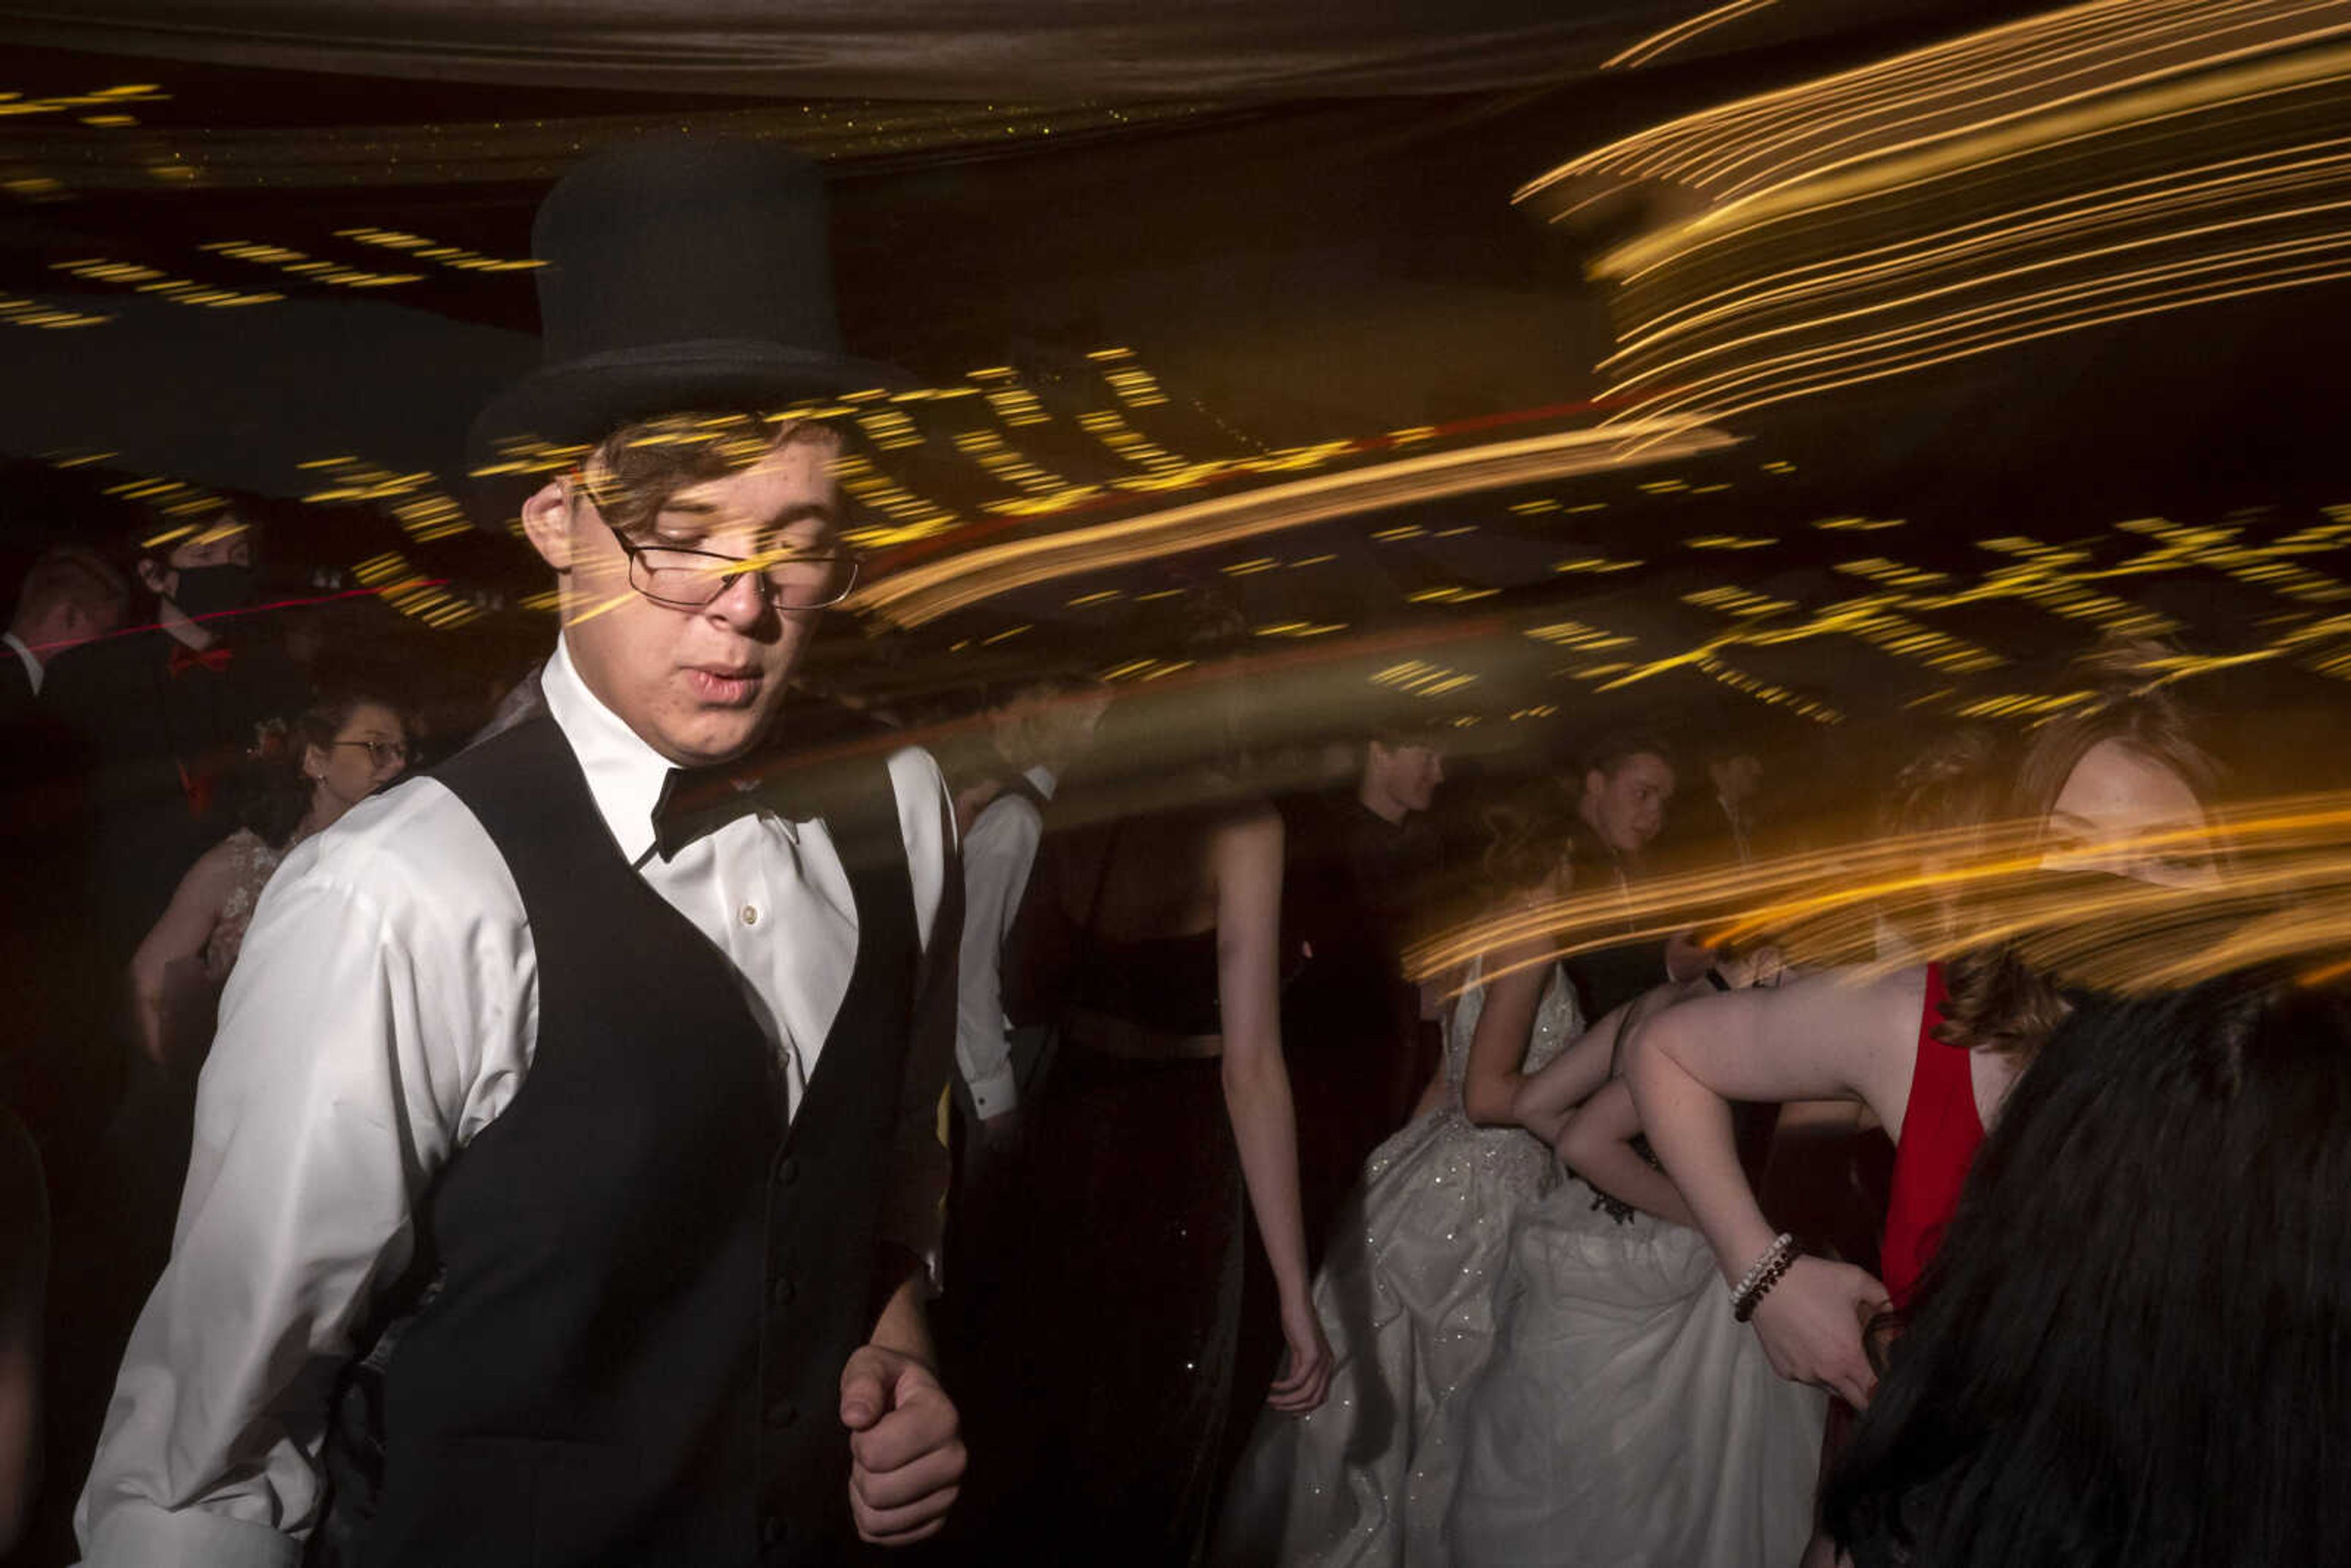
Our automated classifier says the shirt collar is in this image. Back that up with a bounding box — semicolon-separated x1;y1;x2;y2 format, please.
2;631;39;694
540;638;678;865
1023;764;1058;802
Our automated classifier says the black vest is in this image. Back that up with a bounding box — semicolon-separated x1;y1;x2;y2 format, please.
350;713;919;1567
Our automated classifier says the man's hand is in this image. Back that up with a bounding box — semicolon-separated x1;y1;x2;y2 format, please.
839;1344;965;1546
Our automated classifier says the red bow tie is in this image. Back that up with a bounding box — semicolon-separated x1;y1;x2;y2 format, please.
168;642;234;677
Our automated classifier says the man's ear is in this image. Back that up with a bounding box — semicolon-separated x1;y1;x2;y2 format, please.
135;557;170;596
518;479;576;572
1584;767;1608;805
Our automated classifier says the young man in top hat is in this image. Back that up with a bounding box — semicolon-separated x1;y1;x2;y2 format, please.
77;140;967;1566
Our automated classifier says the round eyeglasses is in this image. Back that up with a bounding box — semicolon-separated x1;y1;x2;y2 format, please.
611;535;861;612
569;478;860;612
330;738;411;768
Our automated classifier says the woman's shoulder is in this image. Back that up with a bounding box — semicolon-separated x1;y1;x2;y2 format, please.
1208;794;1281;834
183;830;263;893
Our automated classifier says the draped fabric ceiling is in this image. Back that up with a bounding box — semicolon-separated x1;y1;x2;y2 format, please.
1;2;1927;100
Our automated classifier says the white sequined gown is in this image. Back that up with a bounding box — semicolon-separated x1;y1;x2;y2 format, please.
1215;961;1582;1567
1442;1119;1828;1566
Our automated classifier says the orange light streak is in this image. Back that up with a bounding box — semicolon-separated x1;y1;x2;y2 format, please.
846;420;1738;628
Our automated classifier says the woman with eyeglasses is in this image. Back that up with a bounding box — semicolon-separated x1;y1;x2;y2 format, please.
128;686;412;1075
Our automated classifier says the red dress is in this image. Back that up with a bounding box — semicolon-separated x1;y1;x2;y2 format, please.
1879;964;1985;1307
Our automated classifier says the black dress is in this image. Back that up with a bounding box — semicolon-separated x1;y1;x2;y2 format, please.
967;843;1247;1568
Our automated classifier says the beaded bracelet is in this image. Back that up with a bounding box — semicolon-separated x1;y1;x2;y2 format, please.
1730;1232;1798;1323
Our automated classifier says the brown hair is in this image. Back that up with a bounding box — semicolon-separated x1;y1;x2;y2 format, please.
1938;642;2222;1057
1877;725;2005;842
241;685;413;849
1874;725;2008;961
1583;728;1677;782
578;411;837;537
1479;781;1575;895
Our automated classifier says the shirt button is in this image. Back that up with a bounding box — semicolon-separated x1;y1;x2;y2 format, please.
741;903;760;926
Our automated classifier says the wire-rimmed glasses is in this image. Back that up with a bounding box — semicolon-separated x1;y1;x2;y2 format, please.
329;738;411;768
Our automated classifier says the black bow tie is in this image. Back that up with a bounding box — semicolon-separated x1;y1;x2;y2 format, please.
651;762;821;861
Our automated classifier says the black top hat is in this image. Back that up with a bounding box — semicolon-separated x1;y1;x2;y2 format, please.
467;138;901;514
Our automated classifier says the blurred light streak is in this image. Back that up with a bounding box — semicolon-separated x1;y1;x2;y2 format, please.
846;419;1738;628
1409;795;2351;999
351;550;486;628
50;257;280;307
0;294;109;328
1591;44;2351;286
201;240;421;289
1608;140;2351;350
1521;0;2349;210
1603;229;2351;429
1588;587;2004;707
1524;619;1635;650
1604;0;1780;72
338;228;549;273
0;83;167;120
1519;0;2351;432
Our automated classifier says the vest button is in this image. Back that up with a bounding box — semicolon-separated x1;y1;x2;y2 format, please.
760;1514;786;1548
766;1396;799;1428
770;1276;797;1310
776;1156;800;1188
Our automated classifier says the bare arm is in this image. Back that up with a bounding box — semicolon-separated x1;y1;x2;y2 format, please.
1624;966;1925;1406
1212;805;1332;1414
1512;975;1710;1146
1518;978;1715;1223
127;841;239;1067
1458;945;1551;1127
1558;1079;1697;1229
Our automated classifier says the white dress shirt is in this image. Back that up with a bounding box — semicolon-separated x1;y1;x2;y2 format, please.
3;629;41;694
77;639;957;1568
953;765;1055;1117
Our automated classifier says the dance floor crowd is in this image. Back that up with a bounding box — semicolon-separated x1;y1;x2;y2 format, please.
5;502;2341;1568
2;135;2344;1568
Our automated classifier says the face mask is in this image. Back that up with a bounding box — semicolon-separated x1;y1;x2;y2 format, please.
169;562;255;622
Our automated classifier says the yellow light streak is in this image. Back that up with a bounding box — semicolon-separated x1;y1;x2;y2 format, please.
51;256;279;307
1609;138;2351;356
1523;0;2348;210
1603;0;1780;73
847;419;1737;628
336;227;544;272
1408;794;2351;1001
